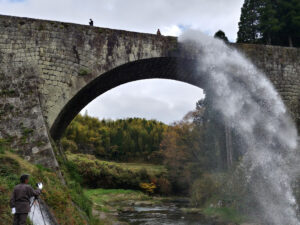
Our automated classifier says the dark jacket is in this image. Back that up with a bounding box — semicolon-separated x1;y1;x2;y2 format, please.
10;183;41;213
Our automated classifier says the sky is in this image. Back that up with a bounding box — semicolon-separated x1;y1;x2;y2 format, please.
0;0;244;124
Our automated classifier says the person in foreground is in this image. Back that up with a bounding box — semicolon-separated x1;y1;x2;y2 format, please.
10;174;43;225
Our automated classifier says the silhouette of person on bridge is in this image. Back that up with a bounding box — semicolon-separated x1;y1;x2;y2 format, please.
89;19;94;26
157;29;161;36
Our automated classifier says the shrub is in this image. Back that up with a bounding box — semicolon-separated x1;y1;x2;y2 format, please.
64;160;83;184
61;138;78;153
139;182;156;194
190;174;218;207
155;177;172;195
66;153;169;193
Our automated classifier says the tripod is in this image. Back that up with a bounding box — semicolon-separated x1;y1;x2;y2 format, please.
30;196;47;225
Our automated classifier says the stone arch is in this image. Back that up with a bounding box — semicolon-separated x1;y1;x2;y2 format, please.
50;57;202;140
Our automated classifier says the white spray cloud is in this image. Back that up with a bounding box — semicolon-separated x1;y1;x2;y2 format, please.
179;30;299;224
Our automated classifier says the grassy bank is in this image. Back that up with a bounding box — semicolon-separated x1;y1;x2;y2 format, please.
84;188;165;225
0;151;100;225
85;188;153;212
67;153;167;176
66;153;170;194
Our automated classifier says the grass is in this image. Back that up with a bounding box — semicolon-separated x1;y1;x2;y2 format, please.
84;188;154;225
115;162;167;175
85;188;150;207
84;187;162;224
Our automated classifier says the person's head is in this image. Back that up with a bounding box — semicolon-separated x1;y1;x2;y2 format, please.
20;174;30;184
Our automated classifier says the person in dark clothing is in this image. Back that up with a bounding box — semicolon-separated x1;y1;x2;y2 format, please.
89;19;94;26
10;174;42;225
156;29;161;36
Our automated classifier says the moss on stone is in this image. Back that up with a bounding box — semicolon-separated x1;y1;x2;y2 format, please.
78;68;91;76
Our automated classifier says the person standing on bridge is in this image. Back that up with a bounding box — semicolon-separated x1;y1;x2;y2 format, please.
10;174;43;225
89;19;94;26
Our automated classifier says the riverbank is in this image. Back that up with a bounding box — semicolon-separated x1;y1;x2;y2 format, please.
84;188;252;225
84;188;162;225
66;153;254;225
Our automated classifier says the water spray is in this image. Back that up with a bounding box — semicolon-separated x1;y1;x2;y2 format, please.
179;30;299;225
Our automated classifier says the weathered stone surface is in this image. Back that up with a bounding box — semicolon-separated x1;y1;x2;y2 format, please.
0;63;58;169
0;14;299;168
235;44;300;128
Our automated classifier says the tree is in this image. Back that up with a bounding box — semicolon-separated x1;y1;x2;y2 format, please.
62;114;167;162
214;30;229;43
237;0;262;43
259;0;281;45
160;122;203;194
237;0;300;47
276;0;300;47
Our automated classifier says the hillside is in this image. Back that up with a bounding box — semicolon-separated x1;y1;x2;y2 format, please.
0;150;101;225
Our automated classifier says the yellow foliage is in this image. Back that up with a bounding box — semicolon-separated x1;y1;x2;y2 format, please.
139;182;156;194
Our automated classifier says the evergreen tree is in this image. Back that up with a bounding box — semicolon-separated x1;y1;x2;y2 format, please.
277;0;300;47
237;0;262;43
237;0;300;47
259;0;281;45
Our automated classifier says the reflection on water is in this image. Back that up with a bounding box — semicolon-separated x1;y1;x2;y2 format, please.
118;201;210;225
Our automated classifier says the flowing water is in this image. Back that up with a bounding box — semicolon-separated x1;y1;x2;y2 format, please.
118;200;210;225
179;30;299;224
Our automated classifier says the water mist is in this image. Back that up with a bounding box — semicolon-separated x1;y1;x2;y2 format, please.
179;30;299;224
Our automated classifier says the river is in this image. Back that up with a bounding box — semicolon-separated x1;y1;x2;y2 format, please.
117;200;213;225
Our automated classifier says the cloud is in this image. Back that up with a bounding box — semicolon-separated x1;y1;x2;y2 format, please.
81;79;204;124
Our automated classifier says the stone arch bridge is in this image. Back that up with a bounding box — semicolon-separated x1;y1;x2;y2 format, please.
0;15;299;169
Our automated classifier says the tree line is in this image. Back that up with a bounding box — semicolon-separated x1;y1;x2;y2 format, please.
61;115;167;162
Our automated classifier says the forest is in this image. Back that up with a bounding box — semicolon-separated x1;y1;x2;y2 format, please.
61;116;167;162
61;95;242;195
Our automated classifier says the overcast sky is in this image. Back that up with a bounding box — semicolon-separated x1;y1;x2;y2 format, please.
0;0;244;124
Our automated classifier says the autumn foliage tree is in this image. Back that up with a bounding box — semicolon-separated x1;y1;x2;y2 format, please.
160;121;204;194
62;115;167;162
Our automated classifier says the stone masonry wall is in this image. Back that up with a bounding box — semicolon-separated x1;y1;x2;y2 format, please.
236;44;300;129
0;14;299;168
0;62;58;169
